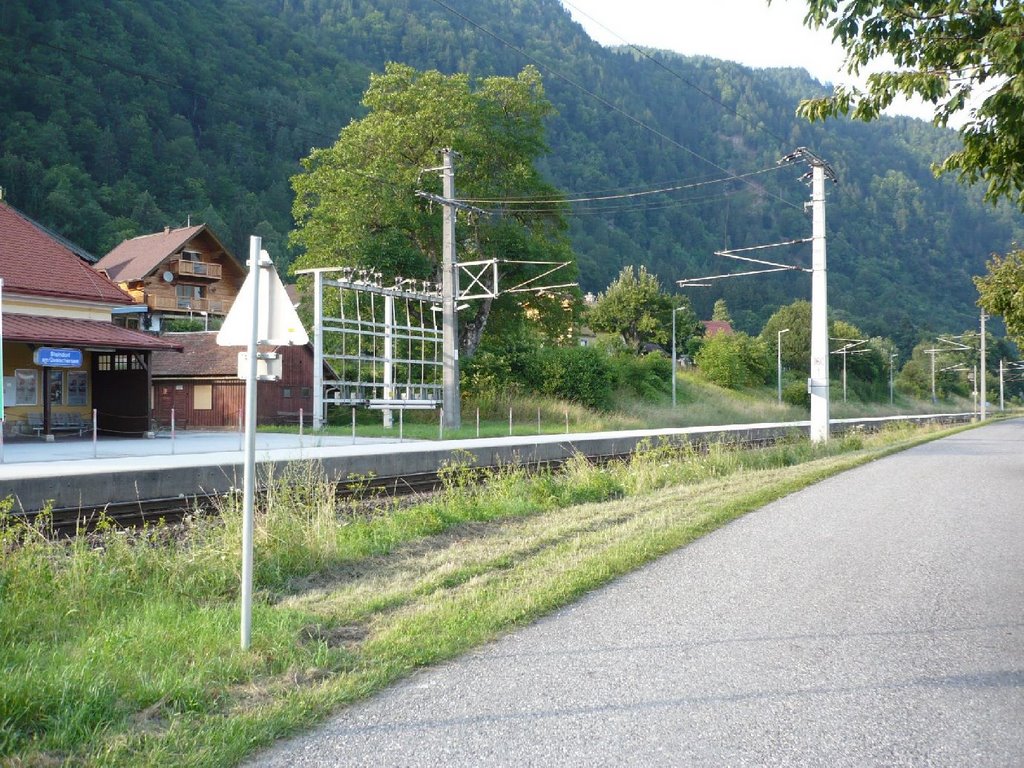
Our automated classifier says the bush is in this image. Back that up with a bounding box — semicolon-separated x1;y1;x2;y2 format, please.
608;351;671;399
782;380;810;408
695;332;771;389
539;345;614;410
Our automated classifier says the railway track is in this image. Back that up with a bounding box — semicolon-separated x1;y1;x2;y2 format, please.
6;413;976;536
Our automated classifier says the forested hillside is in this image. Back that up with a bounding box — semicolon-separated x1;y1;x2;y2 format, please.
2;0;1021;348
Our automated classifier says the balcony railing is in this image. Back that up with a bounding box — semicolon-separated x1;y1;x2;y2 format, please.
146;295;229;315
170;259;222;279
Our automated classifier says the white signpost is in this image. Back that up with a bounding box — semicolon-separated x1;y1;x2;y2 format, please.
217;236;308;650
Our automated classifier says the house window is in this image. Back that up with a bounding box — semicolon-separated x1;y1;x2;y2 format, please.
67;371;88;406
301;387;311;398
181;250;201;262
131;354;145;371
176;284;205;308
282;387;293;399
97;354;112;371
14;369;38;406
194;384;213;410
114;353;129;371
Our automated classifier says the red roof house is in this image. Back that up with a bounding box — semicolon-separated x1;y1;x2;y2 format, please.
0;200;181;437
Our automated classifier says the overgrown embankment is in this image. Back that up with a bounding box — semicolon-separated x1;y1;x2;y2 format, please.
0;421;970;767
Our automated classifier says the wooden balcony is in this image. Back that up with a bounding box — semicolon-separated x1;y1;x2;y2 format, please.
146;295;229;315
170;259;222;279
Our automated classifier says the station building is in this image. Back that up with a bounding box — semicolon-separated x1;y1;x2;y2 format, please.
0;201;182;438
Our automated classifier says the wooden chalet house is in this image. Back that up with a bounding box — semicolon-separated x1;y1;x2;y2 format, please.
0;200;182;438
150;332;319;428
94;225;245;332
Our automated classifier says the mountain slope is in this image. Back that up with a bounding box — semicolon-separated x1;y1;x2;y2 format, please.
1;0;1019;349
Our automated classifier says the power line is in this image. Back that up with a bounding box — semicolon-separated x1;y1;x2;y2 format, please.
560;0;793;147
458;165;786;205
427;0;804;211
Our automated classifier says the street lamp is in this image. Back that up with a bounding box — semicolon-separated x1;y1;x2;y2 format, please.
672;305;688;408
777;328;790;404
889;352;897;406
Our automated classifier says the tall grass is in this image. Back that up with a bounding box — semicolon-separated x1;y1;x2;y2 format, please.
0;420;968;766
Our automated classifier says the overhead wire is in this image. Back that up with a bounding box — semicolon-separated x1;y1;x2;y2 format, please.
427;0;804;211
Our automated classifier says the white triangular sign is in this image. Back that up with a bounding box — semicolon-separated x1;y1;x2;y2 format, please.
217;252;308;347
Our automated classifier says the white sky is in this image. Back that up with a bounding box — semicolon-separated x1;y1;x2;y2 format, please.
560;0;941;123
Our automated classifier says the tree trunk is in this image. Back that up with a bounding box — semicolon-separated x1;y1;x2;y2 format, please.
459;296;493;358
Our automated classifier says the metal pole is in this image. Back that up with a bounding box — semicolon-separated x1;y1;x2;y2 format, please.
809;162;830;442
777;328;790;404
240;235;262;650
889;354;896;406
999;359;1004;411
171;408;176;454
313;270;324;430
973;365;978;417
930;350;937;404
441;149;461;429
980;312;987;421
671;307;677;408
383;293;394;429
92;408;97;458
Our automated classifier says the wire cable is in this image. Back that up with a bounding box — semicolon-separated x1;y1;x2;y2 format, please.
427;0;804;211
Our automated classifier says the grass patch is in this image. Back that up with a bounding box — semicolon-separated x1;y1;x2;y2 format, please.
0;421;973;766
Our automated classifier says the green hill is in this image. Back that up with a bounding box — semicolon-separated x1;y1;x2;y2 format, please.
2;0;1020;351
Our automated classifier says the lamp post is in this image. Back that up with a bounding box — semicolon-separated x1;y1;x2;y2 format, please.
889;352;897;406
672;305;687;408
776;328;790;404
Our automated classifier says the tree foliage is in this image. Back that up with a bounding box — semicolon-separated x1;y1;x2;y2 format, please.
695;331;771;389
792;0;1024;212
587;266;697;353
974;249;1024;346
290;63;574;356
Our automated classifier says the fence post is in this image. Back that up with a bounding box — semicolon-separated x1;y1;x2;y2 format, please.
439;407;444;441
565;410;569;434
351;406;356;444
399;408;404;442
476;407;480;438
93;408;98;458
238;407;243;451
537;407;541;435
299;407;304;438
171;408;176;455
509;406;513;436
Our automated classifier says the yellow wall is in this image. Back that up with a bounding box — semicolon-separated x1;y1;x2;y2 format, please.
2;342;93;434
5;295;112;322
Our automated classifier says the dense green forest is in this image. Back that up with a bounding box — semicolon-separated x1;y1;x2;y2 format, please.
2;0;1021;352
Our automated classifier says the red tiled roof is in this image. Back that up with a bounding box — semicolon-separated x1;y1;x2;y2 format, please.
702;320;734;336
0;202;132;304
151;332;290;376
3;314;184;351
95;225;225;283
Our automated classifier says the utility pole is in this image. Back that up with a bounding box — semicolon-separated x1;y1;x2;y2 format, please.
808;158;832;443
440;148;461;430
980;312;987;421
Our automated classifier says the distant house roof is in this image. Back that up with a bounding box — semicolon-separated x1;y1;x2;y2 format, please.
0;201;131;304
95;224;236;283
150;332;303;377
702;320;734;336
3;314;183;351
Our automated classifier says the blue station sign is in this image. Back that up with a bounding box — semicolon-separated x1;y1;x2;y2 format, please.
33;347;84;368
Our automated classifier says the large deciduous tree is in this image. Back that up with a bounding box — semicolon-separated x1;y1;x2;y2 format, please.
974;249;1024;345
587;266;697;354
290;63;575;357
791;0;1024;211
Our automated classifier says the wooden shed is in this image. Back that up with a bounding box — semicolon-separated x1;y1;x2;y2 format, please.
149;332;317;428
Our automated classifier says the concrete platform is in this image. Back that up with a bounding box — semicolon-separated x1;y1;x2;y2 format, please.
0;414;973;514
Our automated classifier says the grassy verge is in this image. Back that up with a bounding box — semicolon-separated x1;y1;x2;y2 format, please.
0;421;973;766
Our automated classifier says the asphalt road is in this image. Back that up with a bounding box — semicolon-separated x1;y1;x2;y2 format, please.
249;419;1024;767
